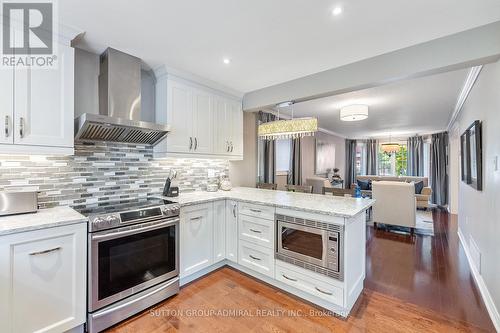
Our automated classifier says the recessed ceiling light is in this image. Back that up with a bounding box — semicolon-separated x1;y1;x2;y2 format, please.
332;6;342;16
223;58;231;64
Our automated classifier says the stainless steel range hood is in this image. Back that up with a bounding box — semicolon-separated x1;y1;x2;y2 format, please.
75;48;170;145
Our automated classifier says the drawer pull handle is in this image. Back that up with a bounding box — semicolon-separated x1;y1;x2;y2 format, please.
315;287;333;295
29;247;61;256
282;274;297;282
4;115;10;137
19;117;25;138
249;228;262;234
194;137;198;150
190;216;202;221
249;209;261;213
189;137;193;150
249;254;261;261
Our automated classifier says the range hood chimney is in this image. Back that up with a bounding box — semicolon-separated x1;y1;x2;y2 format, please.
75;48;169;145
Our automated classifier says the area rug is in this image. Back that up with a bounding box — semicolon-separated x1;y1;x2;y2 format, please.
367;209;435;236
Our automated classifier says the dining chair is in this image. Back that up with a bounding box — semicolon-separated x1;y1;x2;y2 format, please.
256;183;277;190
322;187;354;197
285;184;313;193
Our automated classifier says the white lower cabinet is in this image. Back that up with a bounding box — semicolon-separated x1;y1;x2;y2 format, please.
180;203;214;277
238;240;275;278
225;200;238;262
275;261;344;306
213;200;226;263
239;214;274;249
0;223;86;333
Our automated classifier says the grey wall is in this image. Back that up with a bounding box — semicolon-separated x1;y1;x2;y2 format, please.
453;60;500;324
229;112;258;187
74;48;99;117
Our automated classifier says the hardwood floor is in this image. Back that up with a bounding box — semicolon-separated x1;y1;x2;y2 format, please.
106;210;495;333
366;210;495;332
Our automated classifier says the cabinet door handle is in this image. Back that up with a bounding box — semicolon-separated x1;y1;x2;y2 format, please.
249;254;261;261
19;117;25;138
226;141;230;152
315;287;333;295
4;115;9;137
194;137;198;150
190;216;202;221
29;247;61;256
282;274;297;282
249;228;262;234
230;142;233;152
189;137;193;150
249;209;261;213
232;204;237;218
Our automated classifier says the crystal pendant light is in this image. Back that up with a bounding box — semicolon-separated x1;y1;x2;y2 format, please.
258;101;318;140
380;134;400;155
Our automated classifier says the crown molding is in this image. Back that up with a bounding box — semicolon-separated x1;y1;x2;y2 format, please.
447;66;483;130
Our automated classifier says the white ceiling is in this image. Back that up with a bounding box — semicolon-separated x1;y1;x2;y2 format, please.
60;0;500;93
280;68;470;138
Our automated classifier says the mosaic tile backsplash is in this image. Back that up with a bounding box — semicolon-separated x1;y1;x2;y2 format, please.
0;142;229;209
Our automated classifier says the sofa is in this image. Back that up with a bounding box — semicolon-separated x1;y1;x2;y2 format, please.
356;175;432;209
372;181;416;233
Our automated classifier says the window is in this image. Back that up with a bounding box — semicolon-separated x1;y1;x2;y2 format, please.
377;144;407;176
276;139;291;172
355;142;367;175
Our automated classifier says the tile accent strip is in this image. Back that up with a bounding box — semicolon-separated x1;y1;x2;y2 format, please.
0;142;229;209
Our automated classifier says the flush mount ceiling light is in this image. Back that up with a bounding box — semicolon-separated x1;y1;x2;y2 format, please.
258;102;318;140
340;104;369;121
223;58;231;64
332;6;342;16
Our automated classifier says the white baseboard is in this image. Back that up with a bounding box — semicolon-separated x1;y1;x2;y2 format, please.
458;228;500;332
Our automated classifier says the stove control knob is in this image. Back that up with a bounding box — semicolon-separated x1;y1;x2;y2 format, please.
93;217;104;225
162;208;171;215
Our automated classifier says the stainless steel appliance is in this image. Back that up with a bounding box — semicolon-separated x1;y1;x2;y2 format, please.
275;214;343;281
79;198;180;333
74;48;170;145
0;191;38;216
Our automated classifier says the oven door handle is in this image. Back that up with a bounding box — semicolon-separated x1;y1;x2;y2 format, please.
91;218;179;241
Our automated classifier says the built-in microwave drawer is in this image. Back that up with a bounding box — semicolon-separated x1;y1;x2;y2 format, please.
238;240;274;278
275;261;343;306
239;214;274;249
239;202;275;221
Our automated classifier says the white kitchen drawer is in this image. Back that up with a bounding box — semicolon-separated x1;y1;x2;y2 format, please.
275;261;344;306
239;202;275;220
239;214;274;249
238;240;274;278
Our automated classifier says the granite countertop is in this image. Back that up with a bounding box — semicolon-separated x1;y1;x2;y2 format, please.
166;187;375;218
0;206;87;236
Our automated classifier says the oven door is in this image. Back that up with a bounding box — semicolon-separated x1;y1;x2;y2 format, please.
89;217;179;312
277;220;328;267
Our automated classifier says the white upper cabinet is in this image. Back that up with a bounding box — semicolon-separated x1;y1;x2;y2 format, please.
155;75;242;159
0;68;14;145
0;41;75;155
14;44;74;148
192;88;213;154
166;79;193;153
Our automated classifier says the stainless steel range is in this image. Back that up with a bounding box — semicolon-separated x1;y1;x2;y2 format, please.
77;197;180;333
